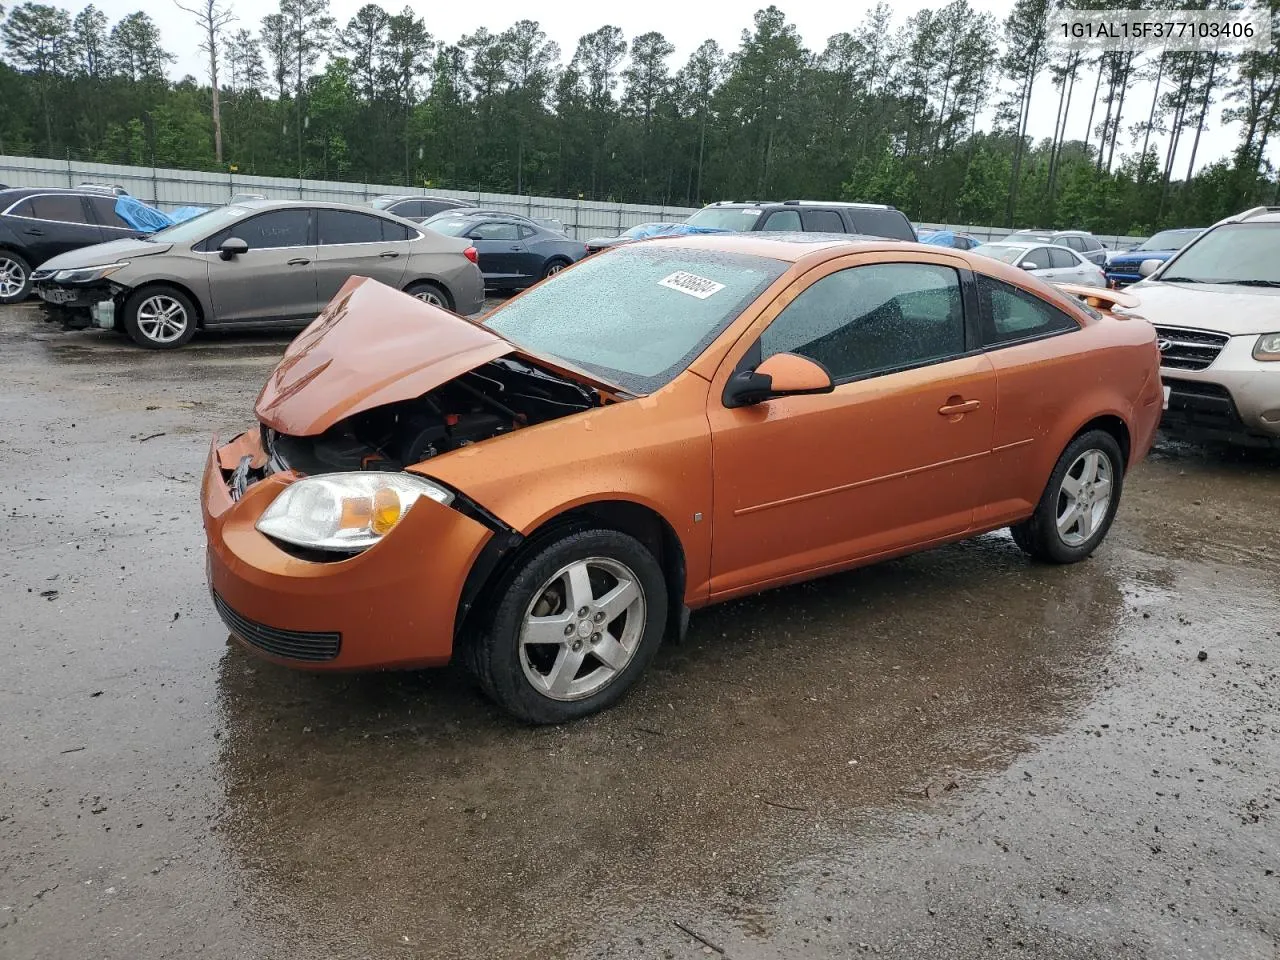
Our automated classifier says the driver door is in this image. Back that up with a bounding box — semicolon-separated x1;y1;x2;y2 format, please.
706;253;996;598
204;208;318;324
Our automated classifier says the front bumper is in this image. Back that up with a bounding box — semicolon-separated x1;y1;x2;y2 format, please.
1160;336;1280;444
31;279;121;326
202;430;494;670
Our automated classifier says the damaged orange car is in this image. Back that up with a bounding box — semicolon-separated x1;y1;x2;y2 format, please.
203;234;1163;723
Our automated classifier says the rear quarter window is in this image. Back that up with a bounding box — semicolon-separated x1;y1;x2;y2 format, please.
978;274;1081;347
850;208;915;241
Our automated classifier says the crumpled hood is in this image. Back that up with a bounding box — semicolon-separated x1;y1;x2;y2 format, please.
1121;280;1280;336
256;275;623;436
37;237;172;270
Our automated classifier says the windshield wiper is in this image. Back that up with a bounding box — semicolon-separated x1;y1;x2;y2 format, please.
1219;279;1280;288
1158;276;1208;283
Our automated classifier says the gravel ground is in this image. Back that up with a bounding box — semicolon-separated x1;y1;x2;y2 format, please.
1;302;1277;960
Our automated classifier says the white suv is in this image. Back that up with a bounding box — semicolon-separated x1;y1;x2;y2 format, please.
1122;206;1280;447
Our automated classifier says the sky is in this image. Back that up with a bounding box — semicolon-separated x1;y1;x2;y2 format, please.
70;0;1248;177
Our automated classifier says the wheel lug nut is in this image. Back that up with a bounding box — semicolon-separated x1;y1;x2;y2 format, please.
593;611;605;623
577;607;589;617
563;624;575;636
591;632;601;643
572;640;583;651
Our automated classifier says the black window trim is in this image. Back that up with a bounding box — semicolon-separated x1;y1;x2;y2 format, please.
2;192;96;227
315;208;414;247
975;272;1083;351
724;257;983;402
195;207;315;253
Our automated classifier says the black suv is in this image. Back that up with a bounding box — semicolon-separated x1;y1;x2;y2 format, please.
683;200;917;241
0;187;145;303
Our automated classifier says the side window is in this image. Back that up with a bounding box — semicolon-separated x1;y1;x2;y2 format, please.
5;198;35;217
1048;248;1077;269
469;221;520;241
87;195;131;229
420;200;462;218
979;274;1080;347
517;225;536;239
29;194;91;223
229;209;311;250
1082;236;1101;251
1020;247;1051;269
382;219;413;241
317;209;383;245
800;209;845;233
1062;236;1085;252
390;200;424;219
760;263;966;382
851;208;915;240
761;210;801;232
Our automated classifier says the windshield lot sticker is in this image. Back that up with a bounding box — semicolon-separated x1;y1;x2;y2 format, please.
659;271;726;299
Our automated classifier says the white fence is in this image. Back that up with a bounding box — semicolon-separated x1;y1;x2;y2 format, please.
0;154;1146;246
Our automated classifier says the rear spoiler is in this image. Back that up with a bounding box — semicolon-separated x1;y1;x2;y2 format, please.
1052;283;1139;311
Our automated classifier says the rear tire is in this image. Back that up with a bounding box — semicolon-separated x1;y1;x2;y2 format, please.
0;251;31;304
122;286;197;349
464;528;668;724
1010;429;1124;564
404;281;452;310
541;257;570;280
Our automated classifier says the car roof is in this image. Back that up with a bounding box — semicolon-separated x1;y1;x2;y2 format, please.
1214;205;1280;226
1;186;117;200
702;199;897;211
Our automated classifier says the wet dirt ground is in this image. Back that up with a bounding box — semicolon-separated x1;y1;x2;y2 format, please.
1;302;1278;960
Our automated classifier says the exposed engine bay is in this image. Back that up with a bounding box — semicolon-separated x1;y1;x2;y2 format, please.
264;357;601;475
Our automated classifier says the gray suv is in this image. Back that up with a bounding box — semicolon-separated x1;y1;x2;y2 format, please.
684;200;917;241
29;200;485;349
1004;229;1108;266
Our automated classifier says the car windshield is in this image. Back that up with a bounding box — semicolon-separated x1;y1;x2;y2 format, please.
1160;223;1280;284
621;223;660;238
426;217;472;237
370;197;402;210
146;205;251;244
1137;229;1200;251
484;246;787;394
685;208;764;232
972;243;1028;264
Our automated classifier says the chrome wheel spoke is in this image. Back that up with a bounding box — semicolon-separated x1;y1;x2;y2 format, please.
1060;473;1083;498
592;635;630;671
1057;504;1080;536
1076;503;1096;538
596;578;639;624
564;562;595;612
544;645;588;697
1092;478;1112;502
523;611;574;647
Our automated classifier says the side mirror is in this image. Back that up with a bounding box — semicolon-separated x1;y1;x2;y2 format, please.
1139;258;1162;278
1020;260;1038;270
723;353;834;408
219;237;249;261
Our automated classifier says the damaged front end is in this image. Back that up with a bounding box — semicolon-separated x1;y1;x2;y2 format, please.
261;354;600;477
223;275;621;501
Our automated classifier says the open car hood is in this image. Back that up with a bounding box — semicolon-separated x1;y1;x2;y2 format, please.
256;276;624;436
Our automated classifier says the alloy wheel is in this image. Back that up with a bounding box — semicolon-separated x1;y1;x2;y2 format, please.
135;295;189;344
545;262;565;276
518;557;647;701
413;289;444;307
0;257;27;299
1056;449;1113;547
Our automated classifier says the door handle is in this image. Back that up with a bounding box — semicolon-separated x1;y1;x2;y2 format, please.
24;228;44;236
509;245;521;251
379;251;399;259
287;258;310;266
938;398;981;416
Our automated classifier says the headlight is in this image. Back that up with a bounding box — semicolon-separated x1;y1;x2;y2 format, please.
1254;333;1280;362
255;472;453;552
52;262;129;283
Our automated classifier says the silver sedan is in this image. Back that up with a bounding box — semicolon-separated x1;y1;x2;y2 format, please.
972;241;1107;288
30;200;486;348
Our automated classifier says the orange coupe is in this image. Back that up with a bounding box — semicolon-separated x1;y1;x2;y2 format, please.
203;234;1163;723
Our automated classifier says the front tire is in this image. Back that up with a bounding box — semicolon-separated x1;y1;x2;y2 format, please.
0;251;32;304
466;528;668;724
1010;429;1125;563
122;286;197;349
